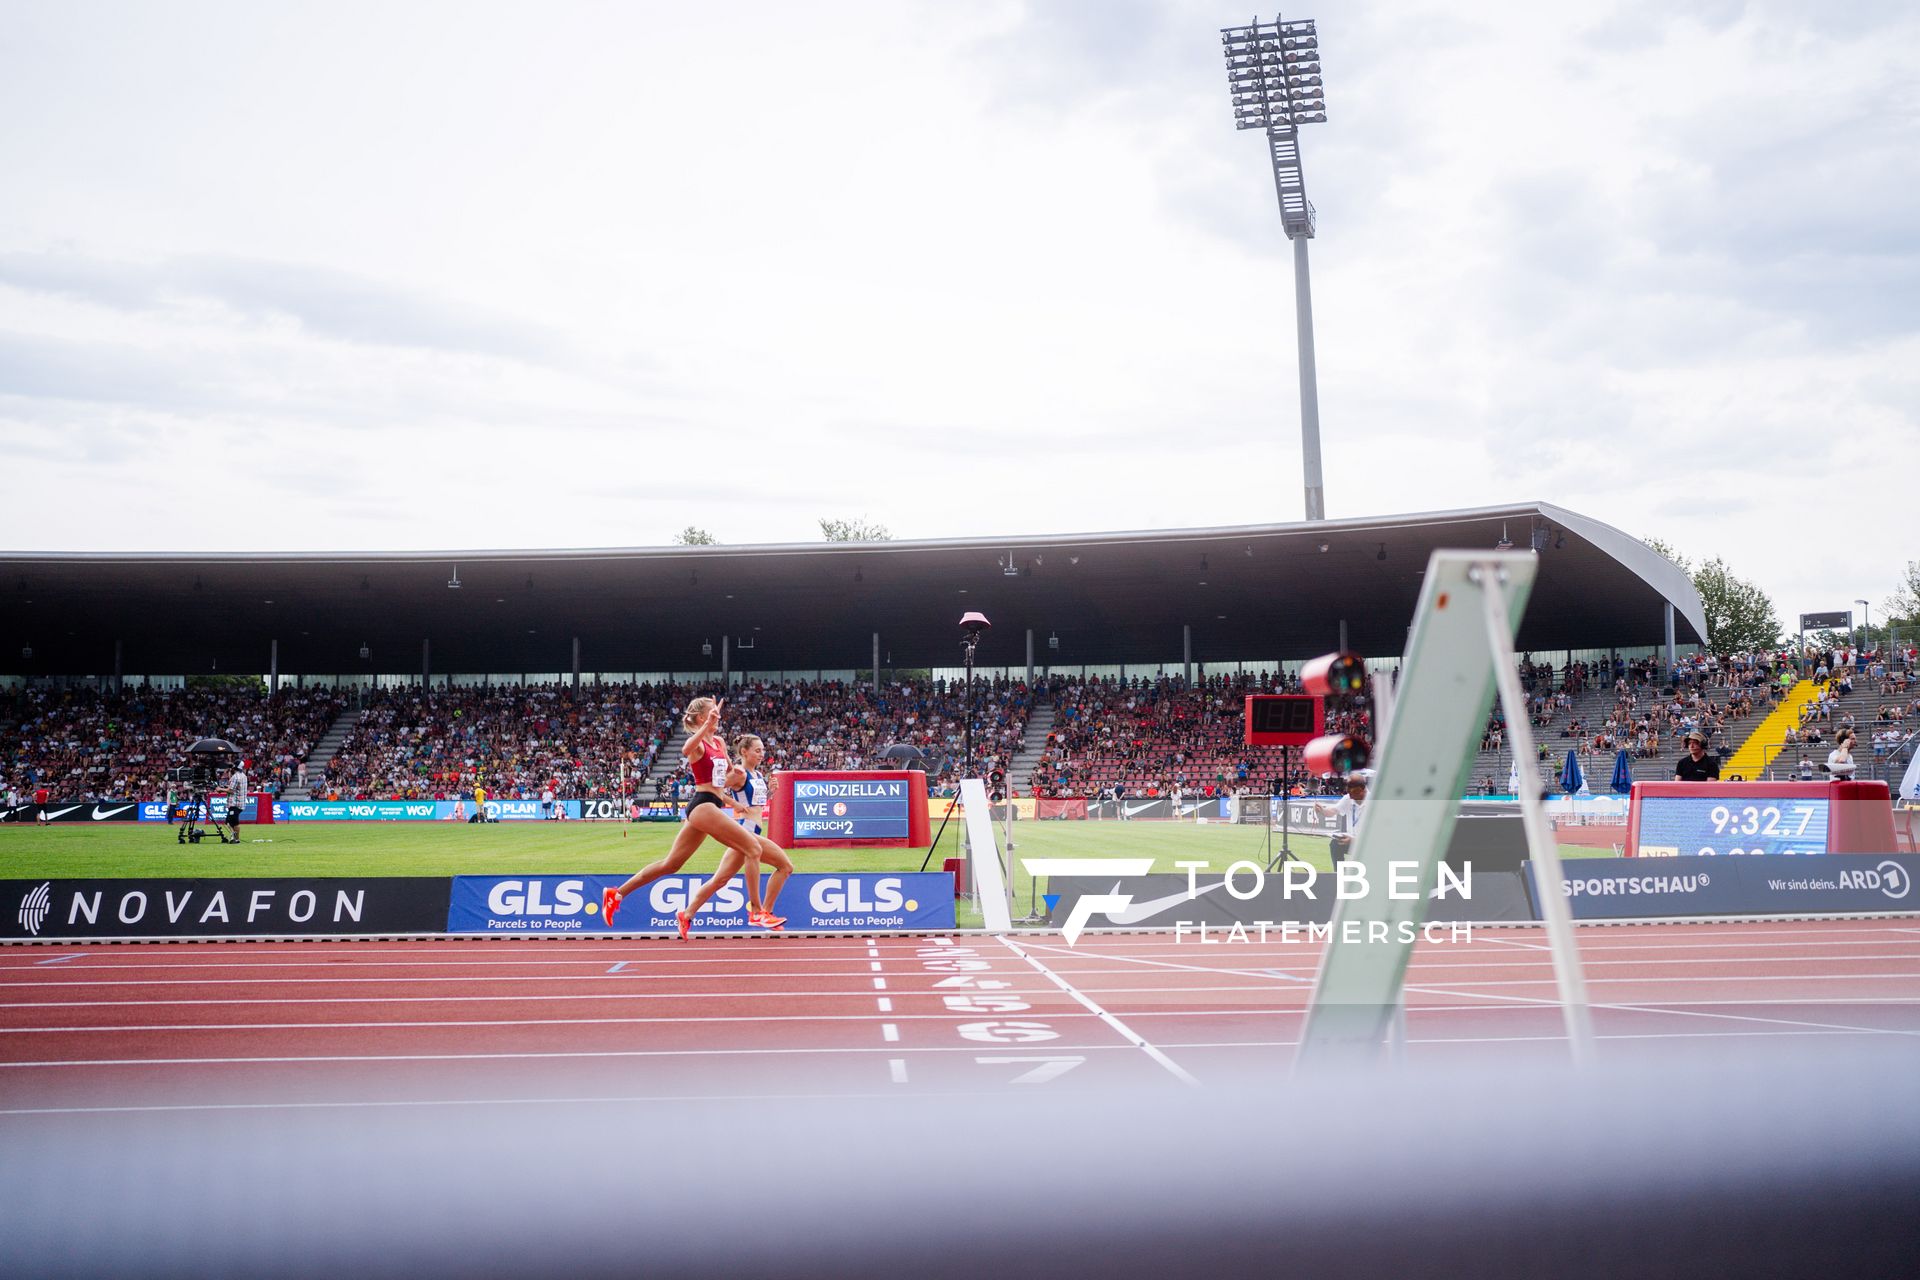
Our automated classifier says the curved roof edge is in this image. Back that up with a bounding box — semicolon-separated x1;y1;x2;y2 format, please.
1537;501;1706;645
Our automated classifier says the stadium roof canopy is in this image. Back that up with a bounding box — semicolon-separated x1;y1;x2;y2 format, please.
1;502;1705;679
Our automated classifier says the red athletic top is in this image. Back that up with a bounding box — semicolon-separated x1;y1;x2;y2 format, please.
688;736;728;787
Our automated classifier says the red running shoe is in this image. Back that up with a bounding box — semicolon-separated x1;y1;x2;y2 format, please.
602;888;622;926
676;909;693;941
753;912;787;928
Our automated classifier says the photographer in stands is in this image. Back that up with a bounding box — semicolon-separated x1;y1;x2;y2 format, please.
1674;729;1721;782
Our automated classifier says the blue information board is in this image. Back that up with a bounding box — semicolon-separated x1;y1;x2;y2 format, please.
790;778;910;841
1632;796;1830;858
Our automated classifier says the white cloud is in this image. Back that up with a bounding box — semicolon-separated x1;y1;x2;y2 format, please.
0;0;1913;625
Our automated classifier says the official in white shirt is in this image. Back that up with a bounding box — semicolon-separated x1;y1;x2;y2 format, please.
1330;772;1369;865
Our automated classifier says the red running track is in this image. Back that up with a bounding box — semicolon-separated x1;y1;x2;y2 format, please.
4;918;1920;1114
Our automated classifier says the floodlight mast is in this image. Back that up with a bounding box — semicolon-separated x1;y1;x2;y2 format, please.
1222;14;1329;521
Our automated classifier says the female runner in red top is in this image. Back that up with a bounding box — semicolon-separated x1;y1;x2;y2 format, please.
603;697;777;938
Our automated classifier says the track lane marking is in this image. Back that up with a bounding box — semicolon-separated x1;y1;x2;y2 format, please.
995;936;1198;1087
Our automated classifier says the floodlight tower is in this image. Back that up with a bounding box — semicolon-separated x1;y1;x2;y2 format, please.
1222;15;1329;520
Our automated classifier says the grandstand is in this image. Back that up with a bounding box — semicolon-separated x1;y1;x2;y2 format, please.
3;503;1742;805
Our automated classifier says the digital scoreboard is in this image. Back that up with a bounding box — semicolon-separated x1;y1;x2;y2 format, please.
1625;781;1898;858
1634;795;1830;857
1244;695;1324;747
767;770;933;849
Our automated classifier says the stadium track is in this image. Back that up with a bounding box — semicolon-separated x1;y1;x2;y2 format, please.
4;917;1920;1115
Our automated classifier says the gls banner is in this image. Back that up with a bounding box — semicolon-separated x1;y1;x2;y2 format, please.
1532;854;1920;919
447;872;956;934
137;800;293;822
2;878;451;940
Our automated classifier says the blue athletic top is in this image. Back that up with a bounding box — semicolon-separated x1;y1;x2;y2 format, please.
725;769;767;835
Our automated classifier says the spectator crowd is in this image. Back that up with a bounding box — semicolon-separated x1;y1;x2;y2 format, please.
1;684;343;802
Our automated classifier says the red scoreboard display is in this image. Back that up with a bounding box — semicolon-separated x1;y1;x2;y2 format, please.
767;770;933;850
1243;695;1324;747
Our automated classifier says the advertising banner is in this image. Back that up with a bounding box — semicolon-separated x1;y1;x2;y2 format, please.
2;877;451;940
5;801;142;824
575;798;679;822
1035;798;1088;820
136;797;284;823
447;872;956;934
1038;868;1527;930
1530;854;1920;919
278;800;444;822
255;799;586;822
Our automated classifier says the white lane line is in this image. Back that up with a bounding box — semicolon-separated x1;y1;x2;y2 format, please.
0;1089;975;1118
1029;952;1920;973
13;953;1920;989
876;997;893;1013
1474;936;1551;952
0;986;1061;1011
1392;976;1920;1039
1131;1028;1917;1052
0;955;952;972
996;936;1198;1087
11;970;1917;1014
0;1012;1099;1035
888;1059;909;1084
1017;940;1313;984
0;1042;1148;1069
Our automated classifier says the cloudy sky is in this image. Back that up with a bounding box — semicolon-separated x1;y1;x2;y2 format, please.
1;0;1914;623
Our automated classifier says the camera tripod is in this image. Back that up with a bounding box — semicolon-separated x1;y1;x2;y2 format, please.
175;791;240;844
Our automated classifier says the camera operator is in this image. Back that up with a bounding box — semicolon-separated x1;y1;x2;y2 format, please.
226;758;249;840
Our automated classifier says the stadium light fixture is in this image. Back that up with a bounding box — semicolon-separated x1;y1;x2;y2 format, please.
1222;13;1330;522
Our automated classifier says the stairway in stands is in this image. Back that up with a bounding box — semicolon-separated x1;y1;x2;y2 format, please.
1009;702;1056;791
635;726;692;798
281;708;362;800
1719;680;1824;780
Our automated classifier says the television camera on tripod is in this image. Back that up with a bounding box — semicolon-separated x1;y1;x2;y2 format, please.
165;737;245;845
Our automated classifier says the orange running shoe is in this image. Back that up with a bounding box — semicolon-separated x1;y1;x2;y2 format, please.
602;887;622;926
755;913;787;928
676;909;693;941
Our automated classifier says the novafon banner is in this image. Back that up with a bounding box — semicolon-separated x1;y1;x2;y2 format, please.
1;878;451;940
447;872;956;934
